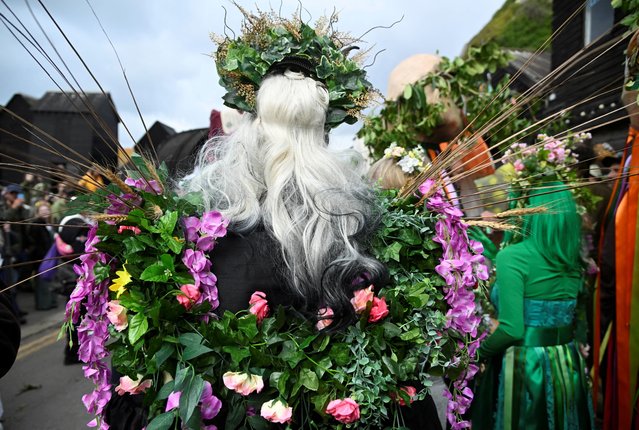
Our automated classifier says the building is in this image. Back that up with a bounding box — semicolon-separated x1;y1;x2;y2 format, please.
545;0;630;149
0;91;119;185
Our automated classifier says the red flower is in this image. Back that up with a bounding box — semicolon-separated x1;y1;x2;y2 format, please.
368;296;389;322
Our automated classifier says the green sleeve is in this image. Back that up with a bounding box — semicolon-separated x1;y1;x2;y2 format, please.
477;247;526;359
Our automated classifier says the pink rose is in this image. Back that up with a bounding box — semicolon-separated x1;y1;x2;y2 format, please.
326;398;360;424
350;286;374;313
368;296;389;323
177;284;201;310
115;375;152;396
315;307;334;331
165;391;181;411
222;371;264;396
391;386;417;406
106;300;128;331
249;291;269;322
260;399;293;424
513;160;524;172
117;225;141;235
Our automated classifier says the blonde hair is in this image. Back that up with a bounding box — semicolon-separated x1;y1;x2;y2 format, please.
368;157;411;190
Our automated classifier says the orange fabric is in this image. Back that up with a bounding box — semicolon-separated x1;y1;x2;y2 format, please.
438;135;495;179
613;126;639;429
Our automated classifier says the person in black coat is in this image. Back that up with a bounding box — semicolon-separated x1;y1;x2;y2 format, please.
0;285;20;379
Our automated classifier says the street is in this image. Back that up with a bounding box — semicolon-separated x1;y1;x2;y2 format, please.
0;291;93;430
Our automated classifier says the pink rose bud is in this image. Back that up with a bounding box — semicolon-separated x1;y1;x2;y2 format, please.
350;286;374;313
222;371;264;396
177;284;201;310
115;375;152;396
249;291;269;322
315;307;334;331
260;399;293;424
106;300;128;331
117;225;141;235
368;296;389;323
326;397;360;424
391;385;417;406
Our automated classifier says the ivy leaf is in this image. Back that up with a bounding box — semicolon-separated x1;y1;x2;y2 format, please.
145;411;175;430
299;368;319;391
222;346;251;364
128;313;149;345
183;343;213;361
237;315;259;340
162;234;184;254
246;416;271;430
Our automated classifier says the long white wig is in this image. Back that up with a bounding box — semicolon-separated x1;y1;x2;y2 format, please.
183;70;386;327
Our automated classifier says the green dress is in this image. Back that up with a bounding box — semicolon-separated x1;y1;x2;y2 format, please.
473;240;594;430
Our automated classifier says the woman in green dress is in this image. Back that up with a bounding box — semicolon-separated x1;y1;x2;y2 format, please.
473;183;595;429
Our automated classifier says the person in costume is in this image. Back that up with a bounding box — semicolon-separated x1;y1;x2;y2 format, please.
593;27;639;430
105;8;443;430
472;183;594;429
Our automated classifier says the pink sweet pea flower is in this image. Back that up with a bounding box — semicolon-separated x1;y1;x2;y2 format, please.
418;179;436;196
115;375;152;396
200;211;228;238
368;296;389;323
326;398;360;424
222;371;264;396
260;399;293;424
182;216;201;242
249;291;269;322
177;284;201;310
315;307;334;331
200;381;222;420
165;391;181;411
106;300;128;331
350;286;374;313
391;386;417;406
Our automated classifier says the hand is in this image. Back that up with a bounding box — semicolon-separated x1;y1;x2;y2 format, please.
579;343;590;359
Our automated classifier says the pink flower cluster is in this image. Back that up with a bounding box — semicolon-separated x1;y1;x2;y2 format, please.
180;248;220;313
419;179;487;429
182;211;229;252
542;137;569;163
66;226;112;429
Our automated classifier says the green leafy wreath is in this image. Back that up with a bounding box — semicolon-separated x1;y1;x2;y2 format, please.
212;6;376;129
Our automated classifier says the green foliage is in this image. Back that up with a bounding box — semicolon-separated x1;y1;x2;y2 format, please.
72;155;485;428
214;7;374;129
468;0;552;52
612;0;639;32
357;43;556;159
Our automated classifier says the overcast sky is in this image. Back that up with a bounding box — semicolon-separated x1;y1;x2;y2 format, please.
0;0;504;148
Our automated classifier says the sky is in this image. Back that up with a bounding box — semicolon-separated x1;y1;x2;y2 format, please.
0;0;505;148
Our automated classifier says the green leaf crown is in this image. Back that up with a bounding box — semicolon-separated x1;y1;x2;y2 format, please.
212;5;376;129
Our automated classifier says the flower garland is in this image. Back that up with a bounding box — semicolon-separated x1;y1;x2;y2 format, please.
419;179;488;428
63;226;112;429
64;155;488;429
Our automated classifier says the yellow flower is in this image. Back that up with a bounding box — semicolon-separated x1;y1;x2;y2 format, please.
109;266;132;298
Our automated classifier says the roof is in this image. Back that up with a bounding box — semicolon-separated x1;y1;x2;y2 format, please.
154;128;208;175
506;50;551;83
34;91;116;115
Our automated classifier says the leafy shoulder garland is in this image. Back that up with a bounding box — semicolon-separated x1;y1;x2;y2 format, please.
63;155;487;430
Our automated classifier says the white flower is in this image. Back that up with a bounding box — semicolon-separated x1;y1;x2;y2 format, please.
397;156;421;174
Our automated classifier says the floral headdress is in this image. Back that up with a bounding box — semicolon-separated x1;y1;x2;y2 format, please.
212;4;375;129
383;142;428;174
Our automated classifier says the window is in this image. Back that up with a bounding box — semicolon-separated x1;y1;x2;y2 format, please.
584;0;615;45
